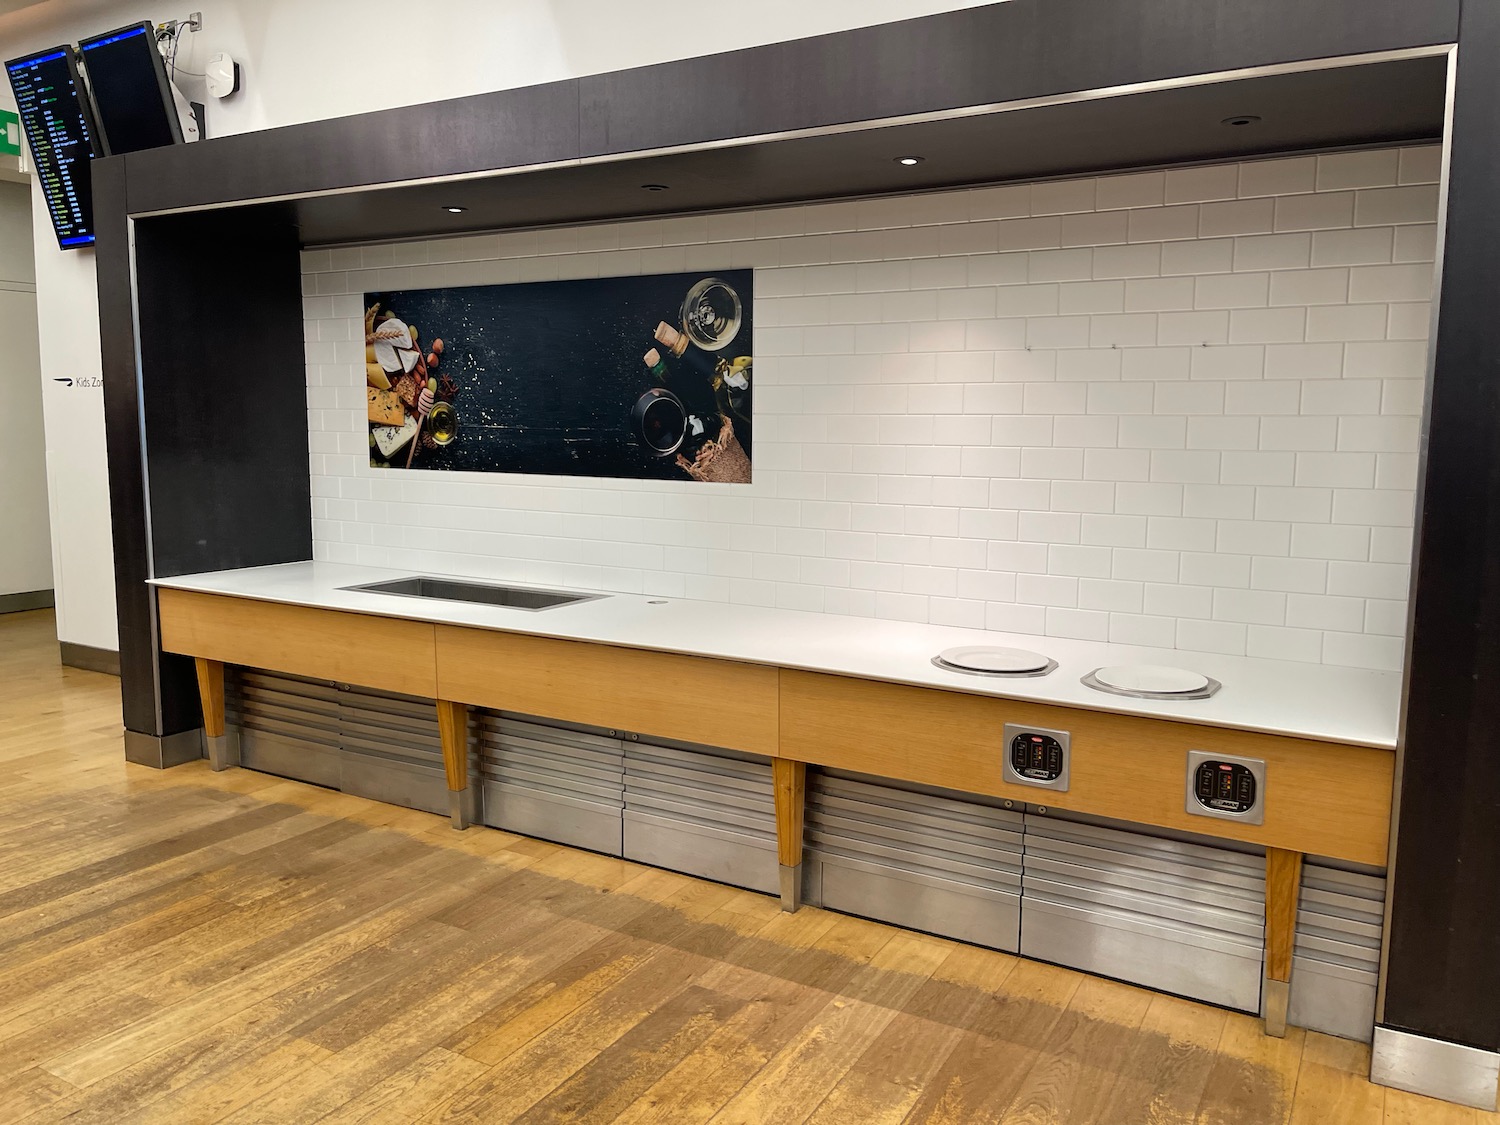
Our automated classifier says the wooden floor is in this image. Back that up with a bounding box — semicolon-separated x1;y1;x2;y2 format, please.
0;608;1489;1125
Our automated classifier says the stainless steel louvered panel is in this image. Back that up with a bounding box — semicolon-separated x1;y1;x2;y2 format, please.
1021;810;1267;1012
337;684;481;821
623;740;777;894
226;669;342;787
1288;863;1385;1042
479;713;625;855
803;769;1025;952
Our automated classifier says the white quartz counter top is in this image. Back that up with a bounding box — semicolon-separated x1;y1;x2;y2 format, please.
150;561;1402;750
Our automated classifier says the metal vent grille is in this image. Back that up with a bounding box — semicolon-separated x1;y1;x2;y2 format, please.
479;714;625;856
1021;812;1267;1013
1288;863;1385;1042
226;670;342;788
339;684;478;819
804;769;1025;952
623;741;777;894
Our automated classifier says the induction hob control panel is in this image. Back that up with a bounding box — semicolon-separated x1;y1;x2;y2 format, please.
1002;723;1070;792
1185;750;1266;825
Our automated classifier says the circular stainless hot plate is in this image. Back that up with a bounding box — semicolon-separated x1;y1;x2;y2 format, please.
933;646;1057;678
1083;664;1221;700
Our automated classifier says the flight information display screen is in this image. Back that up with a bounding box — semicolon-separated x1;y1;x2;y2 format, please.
79;23;182;154
4;45;99;249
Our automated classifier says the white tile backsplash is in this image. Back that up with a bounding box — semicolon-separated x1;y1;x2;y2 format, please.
303;146;1438;672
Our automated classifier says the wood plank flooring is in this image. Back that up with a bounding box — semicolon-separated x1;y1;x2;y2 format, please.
0;607;1489;1124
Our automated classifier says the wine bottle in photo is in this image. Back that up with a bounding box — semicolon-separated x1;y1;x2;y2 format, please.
643;349;715;459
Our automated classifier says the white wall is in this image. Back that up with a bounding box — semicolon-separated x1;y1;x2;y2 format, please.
303;147;1436;672
0;180;53;600
0;0;998;651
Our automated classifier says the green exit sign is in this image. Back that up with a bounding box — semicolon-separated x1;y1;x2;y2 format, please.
0;110;18;157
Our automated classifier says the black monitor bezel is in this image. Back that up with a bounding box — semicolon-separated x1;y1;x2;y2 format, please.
77;20;184;156
4;43;103;250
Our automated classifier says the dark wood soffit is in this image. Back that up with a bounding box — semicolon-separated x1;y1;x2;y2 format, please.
118;0;1458;217
285;55;1447;247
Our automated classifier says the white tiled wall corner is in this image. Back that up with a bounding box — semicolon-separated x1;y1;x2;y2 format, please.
302;145;1440;673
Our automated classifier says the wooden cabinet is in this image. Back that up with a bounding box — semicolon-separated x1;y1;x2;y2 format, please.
157;589;1391;866
433;625;779;757
777;669;1393;867
157;588;438;698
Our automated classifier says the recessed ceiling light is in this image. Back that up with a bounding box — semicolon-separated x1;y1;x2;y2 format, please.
444;205;467;213
896;156;924;166
641;183;670;191
1221;115;1261;127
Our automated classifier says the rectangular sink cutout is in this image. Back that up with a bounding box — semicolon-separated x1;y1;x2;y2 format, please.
340;576;602;611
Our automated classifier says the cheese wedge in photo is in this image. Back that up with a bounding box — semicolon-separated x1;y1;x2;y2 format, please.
367;386;405;425
372;415;419;458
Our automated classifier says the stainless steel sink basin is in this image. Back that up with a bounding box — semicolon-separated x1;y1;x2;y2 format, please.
340;576;602;611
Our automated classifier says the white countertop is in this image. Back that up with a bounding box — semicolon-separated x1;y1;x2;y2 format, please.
149;561;1402;750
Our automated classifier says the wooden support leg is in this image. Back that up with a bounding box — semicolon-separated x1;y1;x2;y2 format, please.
1264;847;1303;1037
435;700;473;830
773;757;806;912
193;658;237;771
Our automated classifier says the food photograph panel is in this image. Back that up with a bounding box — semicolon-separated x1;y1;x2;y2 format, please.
363;270;753;483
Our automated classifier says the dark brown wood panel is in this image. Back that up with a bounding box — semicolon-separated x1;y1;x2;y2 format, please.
579;0;1456;155
1382;0;1500;1052
287;56;1446;247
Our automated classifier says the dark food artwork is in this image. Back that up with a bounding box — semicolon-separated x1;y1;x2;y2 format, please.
363;270;753;483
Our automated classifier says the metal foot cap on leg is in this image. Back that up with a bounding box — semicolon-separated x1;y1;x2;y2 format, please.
779;863;802;913
205;731;240;772
1263;977;1290;1038
447;789;472;831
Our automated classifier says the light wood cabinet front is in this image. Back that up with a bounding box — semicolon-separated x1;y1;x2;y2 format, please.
157;588;438;698
778;669;1393;866
435;625;780;757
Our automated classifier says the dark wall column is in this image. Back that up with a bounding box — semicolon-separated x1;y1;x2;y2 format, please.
1380;0;1500;1083
94;156;182;749
96;171;311;755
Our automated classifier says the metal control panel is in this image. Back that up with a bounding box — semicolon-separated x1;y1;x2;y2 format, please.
1002;723;1070;792
1185;750;1266;825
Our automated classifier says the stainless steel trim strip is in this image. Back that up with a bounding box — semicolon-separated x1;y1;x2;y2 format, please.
1371;1026;1500;1111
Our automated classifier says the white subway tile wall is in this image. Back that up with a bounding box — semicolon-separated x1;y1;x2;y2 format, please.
302;146;1439;672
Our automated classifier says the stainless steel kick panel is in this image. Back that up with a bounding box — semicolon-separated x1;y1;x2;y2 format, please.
813;851;1022;952
239;729;343;788
480;713;625;855
623;811;779;894
623;739;778;894
1021;809;1267;1014
484;785;623;855
340;749;478;820
227;670;342;788
1020;896;1265;1013
1185;750;1267;826
809;803;1024;870
1025;812;1268;886
339;684;479;819
804;768;1025;953
1288;862;1386;1042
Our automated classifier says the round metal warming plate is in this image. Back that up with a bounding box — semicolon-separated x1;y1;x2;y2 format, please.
1084;664;1221;700
933;646;1057;677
